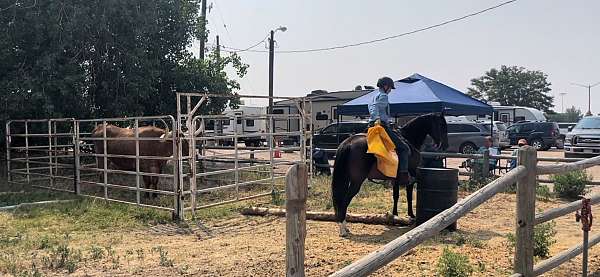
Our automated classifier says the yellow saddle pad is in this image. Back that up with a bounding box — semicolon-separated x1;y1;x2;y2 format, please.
366;124;398;178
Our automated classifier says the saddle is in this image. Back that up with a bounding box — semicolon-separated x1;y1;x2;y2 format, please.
366;124;399;178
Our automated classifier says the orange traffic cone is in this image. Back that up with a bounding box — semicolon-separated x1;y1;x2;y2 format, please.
273;137;282;158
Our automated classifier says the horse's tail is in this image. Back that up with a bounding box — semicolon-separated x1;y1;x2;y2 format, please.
331;141;351;222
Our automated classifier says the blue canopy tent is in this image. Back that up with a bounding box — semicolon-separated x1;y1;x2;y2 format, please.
337;73;492;117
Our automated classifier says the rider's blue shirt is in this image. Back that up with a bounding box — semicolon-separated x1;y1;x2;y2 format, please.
368;88;390;124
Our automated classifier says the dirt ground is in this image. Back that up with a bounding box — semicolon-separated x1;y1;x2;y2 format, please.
3;149;600;276
42;192;600;277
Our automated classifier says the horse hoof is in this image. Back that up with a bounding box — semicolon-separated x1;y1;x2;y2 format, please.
339;221;350;237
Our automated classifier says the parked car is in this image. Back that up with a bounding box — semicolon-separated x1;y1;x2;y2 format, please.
505;121;560;151
478;120;509;149
564;117;600;158
445;122;498;154
312;121;368;151
556;123;577;149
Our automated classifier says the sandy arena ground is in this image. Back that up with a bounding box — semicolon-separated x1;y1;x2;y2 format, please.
64;192;600;277
3;148;600;276
53;148;600;276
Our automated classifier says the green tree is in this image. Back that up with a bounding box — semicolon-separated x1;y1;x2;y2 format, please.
0;0;246;150
545;106;583;122
564;106;583;122
468;66;554;113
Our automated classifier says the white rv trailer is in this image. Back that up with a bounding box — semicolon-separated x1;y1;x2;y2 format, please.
468;105;546;125
273;89;371;144
204;106;268;146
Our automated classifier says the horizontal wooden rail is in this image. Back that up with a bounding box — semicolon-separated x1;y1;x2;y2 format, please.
241;207;412;226
537;178;600;186
535;193;600;225
537;155;600;175
532;233;600;276
330;166;527;277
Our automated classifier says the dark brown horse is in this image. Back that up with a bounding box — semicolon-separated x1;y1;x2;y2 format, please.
331;113;448;236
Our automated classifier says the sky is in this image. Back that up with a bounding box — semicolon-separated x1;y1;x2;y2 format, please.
191;0;600;113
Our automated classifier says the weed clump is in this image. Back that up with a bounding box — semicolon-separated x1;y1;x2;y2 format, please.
42;244;82;273
436;247;474;277
507;221;557;258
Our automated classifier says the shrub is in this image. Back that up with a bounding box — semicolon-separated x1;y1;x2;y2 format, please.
536;184;553;202
436;247;474;277
507;221;557;258
460;175;496;192
505;183;554;202
552;170;590;199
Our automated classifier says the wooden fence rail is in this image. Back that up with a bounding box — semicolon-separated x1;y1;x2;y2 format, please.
537;155;600;175
535;193;600;225
533;233;600;276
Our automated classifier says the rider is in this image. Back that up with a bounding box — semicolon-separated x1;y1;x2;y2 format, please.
368;76;410;184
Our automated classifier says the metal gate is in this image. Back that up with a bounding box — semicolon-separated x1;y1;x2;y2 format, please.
5;94;311;220
6;119;77;192
176;93;312;217
75;116;182;216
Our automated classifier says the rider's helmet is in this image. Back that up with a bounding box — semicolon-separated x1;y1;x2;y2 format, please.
376;77;395;89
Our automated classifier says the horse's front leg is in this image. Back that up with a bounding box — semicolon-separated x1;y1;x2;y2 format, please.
392;180;400;216
406;182;415;218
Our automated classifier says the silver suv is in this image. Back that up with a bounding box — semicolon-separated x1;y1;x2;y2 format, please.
446;122;498;154
564;116;600;158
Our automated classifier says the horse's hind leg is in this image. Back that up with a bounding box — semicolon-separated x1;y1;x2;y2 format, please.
406;182;415;219
338;180;363;237
392;180;400;216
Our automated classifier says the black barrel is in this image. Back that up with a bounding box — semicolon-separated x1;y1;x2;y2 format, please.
416;167;459;231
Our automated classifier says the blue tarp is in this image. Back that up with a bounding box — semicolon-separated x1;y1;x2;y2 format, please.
338;73;492;116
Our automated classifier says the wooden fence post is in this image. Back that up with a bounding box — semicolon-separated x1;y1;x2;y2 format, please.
482;149;490;178
286;163;308;277
514;146;537;276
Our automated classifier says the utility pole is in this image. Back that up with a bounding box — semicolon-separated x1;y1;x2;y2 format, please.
199;0;207;60
572;82;600;116
268;26;287;114
216;35;220;59
559;92;567;113
268;30;275;114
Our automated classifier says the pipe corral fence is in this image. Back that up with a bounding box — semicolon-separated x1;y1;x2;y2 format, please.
5;93;313;220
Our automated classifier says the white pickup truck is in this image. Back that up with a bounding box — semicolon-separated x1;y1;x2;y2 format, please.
564;118;600;157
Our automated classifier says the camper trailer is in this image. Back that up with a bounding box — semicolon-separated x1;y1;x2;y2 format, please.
203;106;268;146
468;105;546;125
273;89;371;145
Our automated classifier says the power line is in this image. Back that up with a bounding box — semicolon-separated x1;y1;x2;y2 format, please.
212;0;234;43
220;0;517;54
223;35;269;53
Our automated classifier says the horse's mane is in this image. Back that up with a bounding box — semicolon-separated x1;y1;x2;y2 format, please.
402;113;437;129
401;113;439;150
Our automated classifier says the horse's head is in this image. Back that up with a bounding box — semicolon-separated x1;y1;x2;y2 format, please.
428;113;448;151
401;113;448;151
